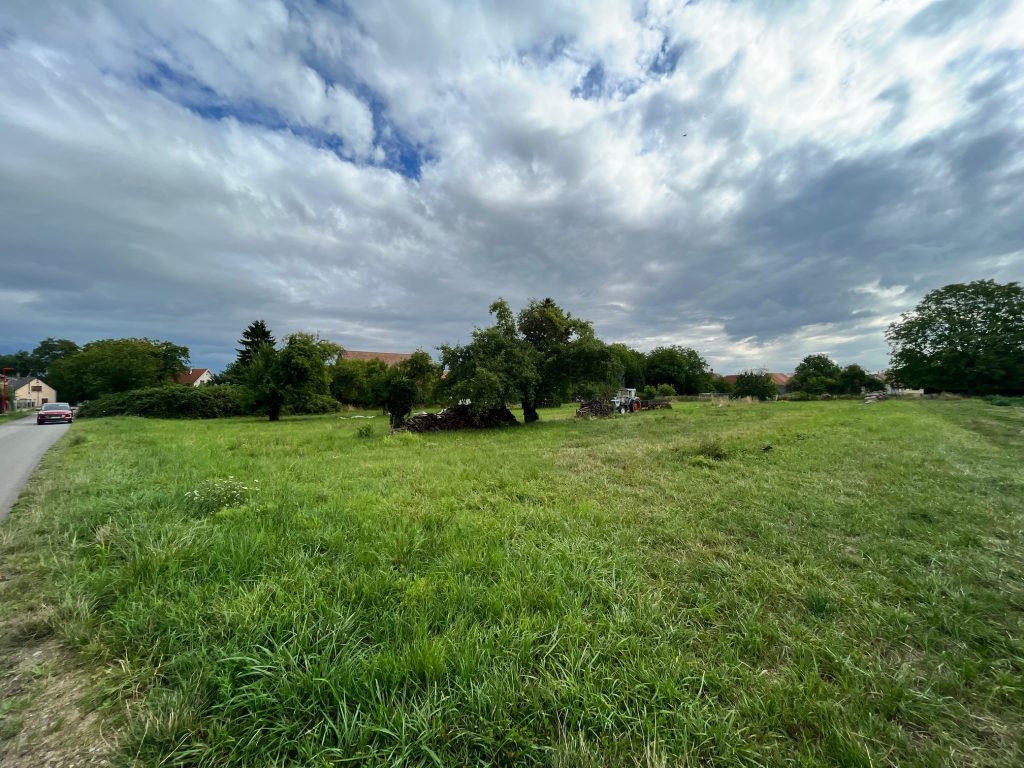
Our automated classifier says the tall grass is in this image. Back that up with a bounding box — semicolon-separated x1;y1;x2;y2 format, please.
2;401;1023;766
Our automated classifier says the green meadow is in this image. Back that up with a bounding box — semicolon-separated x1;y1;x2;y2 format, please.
1;400;1022;766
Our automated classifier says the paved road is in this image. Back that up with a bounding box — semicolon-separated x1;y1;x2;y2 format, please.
0;415;70;522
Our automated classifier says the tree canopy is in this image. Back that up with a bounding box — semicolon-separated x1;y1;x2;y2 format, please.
644;345;712;395
0;338;80;378
48;338;189;402
243;332;339;421
789;354;842;395
440;298;620;423
732;369;777;400
887;280;1024;395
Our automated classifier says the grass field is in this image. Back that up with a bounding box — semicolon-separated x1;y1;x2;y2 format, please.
1;400;1022;766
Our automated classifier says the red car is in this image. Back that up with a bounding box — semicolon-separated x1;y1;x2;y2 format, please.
37;402;74;425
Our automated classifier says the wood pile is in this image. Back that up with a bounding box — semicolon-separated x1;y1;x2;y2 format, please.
640;400;672;410
864;392;888;404
398;404;518;432
575;399;614;418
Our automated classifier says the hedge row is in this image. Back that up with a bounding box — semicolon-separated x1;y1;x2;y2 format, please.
77;385;250;419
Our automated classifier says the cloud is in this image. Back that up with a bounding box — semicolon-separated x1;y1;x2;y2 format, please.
0;0;1022;374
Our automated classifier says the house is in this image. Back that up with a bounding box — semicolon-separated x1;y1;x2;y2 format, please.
340;350;413;367
722;372;792;395
174;368;215;386
6;376;58;408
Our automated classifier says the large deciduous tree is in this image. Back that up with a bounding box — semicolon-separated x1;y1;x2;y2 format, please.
644;345;712;395
440;298;619;423
49;338;189;402
30;338;79;376
731;369;777;401
789;354;843;395
887;280;1024;395
244;333;339;421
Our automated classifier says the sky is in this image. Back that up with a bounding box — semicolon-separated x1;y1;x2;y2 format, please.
1;0;1022;375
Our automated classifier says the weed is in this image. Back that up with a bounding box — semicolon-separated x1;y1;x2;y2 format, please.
356;424;375;439
696;437;729;461
182;476;254;516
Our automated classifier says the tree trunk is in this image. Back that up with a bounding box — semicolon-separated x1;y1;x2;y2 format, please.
268;402;282;422
522;400;539;424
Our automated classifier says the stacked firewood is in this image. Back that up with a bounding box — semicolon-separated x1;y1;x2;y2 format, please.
398;404;518;433
863;392;888;404
640;400;672;410
575;399;615;418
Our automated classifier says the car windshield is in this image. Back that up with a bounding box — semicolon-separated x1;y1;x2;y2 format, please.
41;403;69;411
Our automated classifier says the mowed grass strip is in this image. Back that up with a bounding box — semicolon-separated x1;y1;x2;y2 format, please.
1;401;1022;766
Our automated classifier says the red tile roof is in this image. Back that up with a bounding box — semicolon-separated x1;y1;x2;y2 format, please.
341;350;412;367
174;368;211;385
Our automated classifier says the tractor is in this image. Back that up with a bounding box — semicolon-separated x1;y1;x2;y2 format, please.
610;388;642;414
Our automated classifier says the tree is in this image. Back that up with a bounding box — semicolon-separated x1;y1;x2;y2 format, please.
835;364;885;394
384;376;417;428
243;333;337;421
48;338;189;402
790;354;842;395
396;349;442;405
732;369;777;400
236;320;276;367
887;280;1024;395
30;338;79;376
440;298;618;423
331;358;391;407
644;346;712;395
608;343;646;389
0;350;35;377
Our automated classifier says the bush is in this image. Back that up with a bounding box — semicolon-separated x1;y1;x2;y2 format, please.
786;391;815;401
288;394;342;415
76;384;250;419
356;424;374;439
655;383;676;397
983;395;1024;407
640;385;658;400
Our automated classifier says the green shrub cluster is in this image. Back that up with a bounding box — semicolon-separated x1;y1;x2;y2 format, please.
983;395;1024;407
77;385;250;419
287;394;341;415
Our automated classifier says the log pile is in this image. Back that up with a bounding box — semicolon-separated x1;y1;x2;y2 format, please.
575;399;615;418
863;392;888;404
398;404;518;433
640;399;672;410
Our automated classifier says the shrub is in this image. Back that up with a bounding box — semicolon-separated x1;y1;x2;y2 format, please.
786;391;815;401
640;385;658;400
655;383;676;397
356;424;374;439
288;394;342;415
76;384;250;419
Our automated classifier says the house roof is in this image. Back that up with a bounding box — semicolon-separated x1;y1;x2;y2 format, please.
174;368;212;385
341;350;412;367
5;375;38;392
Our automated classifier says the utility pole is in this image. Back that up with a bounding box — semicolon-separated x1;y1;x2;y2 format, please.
1;368;11;415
